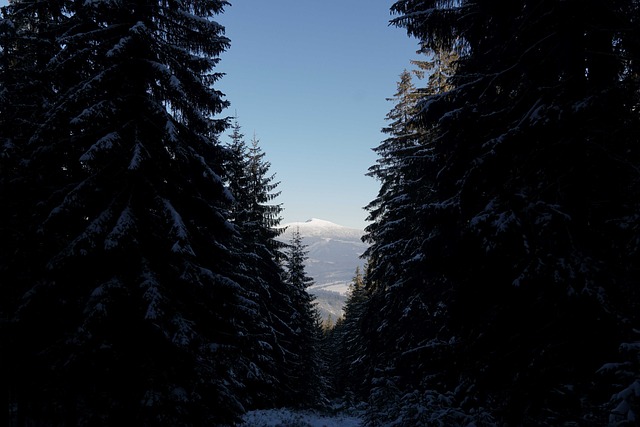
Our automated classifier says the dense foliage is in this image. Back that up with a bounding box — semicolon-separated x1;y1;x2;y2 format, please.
350;0;640;425
282;228;329;408
3;0;640;425
0;1;322;425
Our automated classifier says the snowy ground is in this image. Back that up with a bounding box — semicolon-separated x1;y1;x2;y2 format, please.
238;408;362;427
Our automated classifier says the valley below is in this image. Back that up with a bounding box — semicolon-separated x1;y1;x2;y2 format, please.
279;218;368;322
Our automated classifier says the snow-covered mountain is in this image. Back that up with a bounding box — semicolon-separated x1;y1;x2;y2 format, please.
279;218;368;321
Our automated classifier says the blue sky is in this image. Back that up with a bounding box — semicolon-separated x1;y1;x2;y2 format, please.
218;1;418;229
0;0;419;229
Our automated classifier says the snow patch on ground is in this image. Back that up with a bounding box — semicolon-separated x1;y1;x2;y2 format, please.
239;408;362;427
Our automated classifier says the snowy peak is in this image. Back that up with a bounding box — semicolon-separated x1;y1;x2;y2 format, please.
283;218;364;240
305;218;344;227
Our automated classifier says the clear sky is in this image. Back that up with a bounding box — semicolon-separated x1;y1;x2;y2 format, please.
218;1;418;229
0;0;419;229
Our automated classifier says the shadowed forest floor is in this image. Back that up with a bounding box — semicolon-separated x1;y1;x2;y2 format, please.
239;406;363;427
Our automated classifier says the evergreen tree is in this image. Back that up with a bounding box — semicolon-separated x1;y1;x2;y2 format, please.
223;120;309;409
282;227;328;407
323;315;344;398
1;2;73;424
364;69;419;275
0;1;69;302
1;1;265;425
361;0;640;425
363;66;424;322
363;58;465;425
225;117;251;226
327;267;370;404
224;121;284;255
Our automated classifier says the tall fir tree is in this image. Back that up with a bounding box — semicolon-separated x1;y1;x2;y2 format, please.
360;0;640;425
326;266;371;404
1;2;73;424
223;119;317;409
362;58;467;425
0;1;269;425
282;227;329;408
0;1;69;301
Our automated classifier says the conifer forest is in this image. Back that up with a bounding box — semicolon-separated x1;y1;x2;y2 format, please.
2;1;640;426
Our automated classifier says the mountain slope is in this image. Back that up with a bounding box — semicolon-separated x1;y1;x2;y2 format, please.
279;219;368;321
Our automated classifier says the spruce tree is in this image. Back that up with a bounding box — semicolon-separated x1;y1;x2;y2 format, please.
0;0;69;298
363;59;467;425
225;117;251;227
1;1;263;425
360;1;640;425
223;120;307;409
364;69;421;280
282;228;328;407
328;267;370;404
1;2;72;423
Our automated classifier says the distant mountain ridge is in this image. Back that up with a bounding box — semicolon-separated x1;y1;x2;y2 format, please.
279;218;368;321
283;218;364;239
